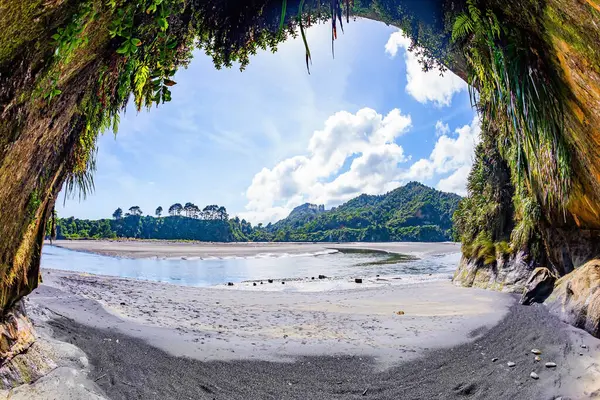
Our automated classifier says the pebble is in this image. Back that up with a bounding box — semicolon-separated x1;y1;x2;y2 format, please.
355;278;363;284
545;362;557;368
530;372;539;380
581;344;588;349
535;356;541;362
492;358;498;362
507;362;516;367
531;349;542;355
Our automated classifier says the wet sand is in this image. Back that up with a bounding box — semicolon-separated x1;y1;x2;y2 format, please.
24;268;600;399
50;239;461;259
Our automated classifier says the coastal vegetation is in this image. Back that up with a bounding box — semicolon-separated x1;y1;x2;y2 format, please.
53;182;461;242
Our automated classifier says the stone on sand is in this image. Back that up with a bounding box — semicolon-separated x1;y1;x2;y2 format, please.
530;372;539;380
545;362;557;368
507;362;516;367
531;349;542;355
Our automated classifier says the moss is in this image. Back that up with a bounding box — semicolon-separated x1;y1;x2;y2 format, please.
0;0;46;66
544;5;600;73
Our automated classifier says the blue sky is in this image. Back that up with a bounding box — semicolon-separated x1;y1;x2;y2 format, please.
59;19;479;224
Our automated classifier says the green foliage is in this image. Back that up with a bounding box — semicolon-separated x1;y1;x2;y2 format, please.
452;0;572;210
266;182;461;242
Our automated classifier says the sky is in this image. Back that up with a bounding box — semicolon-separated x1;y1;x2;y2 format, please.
59;19;480;225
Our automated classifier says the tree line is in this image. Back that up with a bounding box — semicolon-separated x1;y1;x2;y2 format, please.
112;203;229;220
52;183;461;243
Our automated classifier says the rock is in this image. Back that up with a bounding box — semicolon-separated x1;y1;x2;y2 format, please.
395;311;405;316
453;251;535;293
530;372;539;380
531;349;542;355
120;302;126;306
492;358;498;362
581;344;588;349
318;275;327;279
227;282;234;286
521;268;557;305
545;362;557;368
507;361;516;367
546;259;600;338
253;282;257;286
355;278;363;284
311;277;315;280
281;281;285;285
260;281;263;284
535;356;541;362
268;279;273;283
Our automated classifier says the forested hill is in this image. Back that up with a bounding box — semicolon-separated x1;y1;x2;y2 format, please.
53;183;461;243
265;182;461;242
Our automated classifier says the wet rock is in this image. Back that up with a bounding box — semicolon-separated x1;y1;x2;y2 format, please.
253;282;257;286
521;268;557;305
318;275;327;279
507;361;516;367
355;278;363;284
546;259;600;338
281;281;285;285
227;282;234;286
545;362;557;368
530;372;539;380
268;279;273;283
531;349;542;355
311;277;315;280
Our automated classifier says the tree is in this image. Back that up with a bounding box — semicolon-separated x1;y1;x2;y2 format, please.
184;202;198;218
155;206;163;217
168;203;183;216
128;206;142;216
112;208;123;219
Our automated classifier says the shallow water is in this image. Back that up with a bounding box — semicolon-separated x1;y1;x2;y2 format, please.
41;245;460;288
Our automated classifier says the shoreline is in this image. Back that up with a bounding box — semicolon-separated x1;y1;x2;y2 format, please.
48;239;461;260
24;268;600;399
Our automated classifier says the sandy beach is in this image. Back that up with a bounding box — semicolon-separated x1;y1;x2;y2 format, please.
20;266;600;399
10;241;600;399
50;239;461;259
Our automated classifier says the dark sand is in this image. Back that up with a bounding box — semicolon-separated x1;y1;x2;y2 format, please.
47;303;581;400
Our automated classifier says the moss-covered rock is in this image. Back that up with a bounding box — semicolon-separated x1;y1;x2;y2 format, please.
453;251;534;293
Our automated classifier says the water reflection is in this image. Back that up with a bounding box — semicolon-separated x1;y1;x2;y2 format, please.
41;245;460;287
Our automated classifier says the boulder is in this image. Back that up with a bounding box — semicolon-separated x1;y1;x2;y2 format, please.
453;251;535;293
520;268;557;305
546;259;600;338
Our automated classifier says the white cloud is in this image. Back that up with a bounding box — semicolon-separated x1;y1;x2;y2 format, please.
385;31;467;107
435;120;450;137
437;165;471;195
404;116;481;194
240;108;412;224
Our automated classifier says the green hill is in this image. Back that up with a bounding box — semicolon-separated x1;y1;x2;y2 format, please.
265;182;461;242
